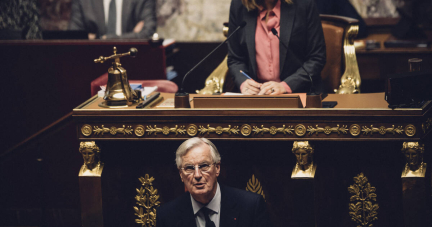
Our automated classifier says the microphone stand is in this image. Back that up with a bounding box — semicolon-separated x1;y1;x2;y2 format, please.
271;28;322;108
175;22;247;108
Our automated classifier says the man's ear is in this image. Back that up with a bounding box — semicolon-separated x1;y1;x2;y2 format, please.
215;162;221;177
179;169;183;182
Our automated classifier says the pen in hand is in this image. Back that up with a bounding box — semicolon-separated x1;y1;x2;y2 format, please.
240;70;252;80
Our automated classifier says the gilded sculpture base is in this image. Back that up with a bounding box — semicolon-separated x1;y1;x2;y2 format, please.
79;163;104;177
402;163;427;178
291;163;317;179
79;176;104;227
402;177;429;226
289;179;315;227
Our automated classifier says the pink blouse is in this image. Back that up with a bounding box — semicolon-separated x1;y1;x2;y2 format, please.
240;0;291;93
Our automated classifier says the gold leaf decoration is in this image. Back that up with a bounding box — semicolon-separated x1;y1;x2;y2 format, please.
246;174;265;200
307;124;348;135
348;173;379;227
134;174;161;227
93;125;133;135
198;125;240;135
146;125;186;136
361;125;404;136
252;125;294;135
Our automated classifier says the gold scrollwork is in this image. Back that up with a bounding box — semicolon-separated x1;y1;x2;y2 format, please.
348;173;379;227
246;174;265;200
93;125;110;135
81;124;92;137
361;125;404;136
135;125;145;137
252;125;294;135
241;124;252;136
307;124;348;135
146;125;186;136
295;124;307;137
187;124;198;137
198;125;240;135
134;174;160;227
404;124;416;137
93;125;133;136
422;118;432;133
349;124;361;136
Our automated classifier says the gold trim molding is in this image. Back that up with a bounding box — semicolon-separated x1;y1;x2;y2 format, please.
246;174;265;200
198;124;240;135
134;174;160;227
80;123;417;138
307;124;348;135
93;125;133;135
361;125;405;136
252;125;294;135
348;173;379;227
146;125;186;135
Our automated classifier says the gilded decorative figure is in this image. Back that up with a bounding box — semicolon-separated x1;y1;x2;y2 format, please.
291;141;316;178
78;141;104;176
134;174;160;227
348;173;379;227
401;142;427;178
246;174;266;200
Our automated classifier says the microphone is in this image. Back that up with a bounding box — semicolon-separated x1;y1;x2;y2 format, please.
175;21;247;108
271;28;317;95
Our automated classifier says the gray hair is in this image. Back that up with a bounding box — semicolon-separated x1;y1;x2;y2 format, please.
175;137;221;169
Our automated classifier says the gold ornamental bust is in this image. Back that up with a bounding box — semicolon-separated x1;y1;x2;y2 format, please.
291;141;316;178
401;142;427;178
79;141;104;177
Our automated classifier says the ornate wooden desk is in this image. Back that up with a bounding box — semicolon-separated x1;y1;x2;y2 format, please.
73;93;432;227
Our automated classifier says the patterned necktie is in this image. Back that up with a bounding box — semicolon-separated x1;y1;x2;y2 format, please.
201;207;216;227
107;0;116;35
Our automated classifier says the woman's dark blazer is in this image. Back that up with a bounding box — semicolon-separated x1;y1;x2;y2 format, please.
227;0;326;93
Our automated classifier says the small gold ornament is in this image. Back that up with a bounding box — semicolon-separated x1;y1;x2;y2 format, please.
404;124;416;137
349;124;361;136
187;124;198;136
295;124;307;137
81;124;92;137
246;174;265;200
240;124;252;136
135;125;145;137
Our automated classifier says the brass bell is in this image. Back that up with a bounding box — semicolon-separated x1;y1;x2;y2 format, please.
94;47;142;107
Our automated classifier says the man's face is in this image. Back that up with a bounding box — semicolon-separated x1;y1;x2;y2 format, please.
295;149;310;167
179;144;220;204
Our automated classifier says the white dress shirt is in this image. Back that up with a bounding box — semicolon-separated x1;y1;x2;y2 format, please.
103;0;123;36
191;183;221;227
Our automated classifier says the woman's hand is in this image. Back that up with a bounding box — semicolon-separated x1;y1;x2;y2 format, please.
241;79;262;95
258;81;287;95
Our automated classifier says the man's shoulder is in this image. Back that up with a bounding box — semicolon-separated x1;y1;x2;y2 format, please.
157;191;190;214
221;185;263;203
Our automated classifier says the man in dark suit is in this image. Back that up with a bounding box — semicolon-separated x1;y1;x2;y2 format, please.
227;0;326;94
156;137;272;227
68;0;156;39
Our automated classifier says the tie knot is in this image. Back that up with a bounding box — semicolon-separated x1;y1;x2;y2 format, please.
201;207;212;216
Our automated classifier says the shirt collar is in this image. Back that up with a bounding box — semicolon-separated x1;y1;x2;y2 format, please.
258;0;281;21
191;182;221;215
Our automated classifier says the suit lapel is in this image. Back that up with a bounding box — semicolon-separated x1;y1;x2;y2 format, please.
121;0;132;33
279;0;296;74
244;9;258;79
220;185;239;227
93;0;106;35
178;192;197;227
